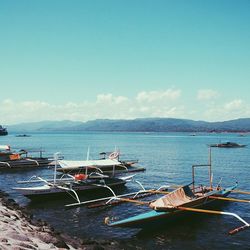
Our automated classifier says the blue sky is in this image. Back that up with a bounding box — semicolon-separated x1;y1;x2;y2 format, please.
1;0;250;124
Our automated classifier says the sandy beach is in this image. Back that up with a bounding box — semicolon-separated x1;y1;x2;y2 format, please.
0;191;119;250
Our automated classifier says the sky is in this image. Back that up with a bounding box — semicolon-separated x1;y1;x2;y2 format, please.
1;0;250;124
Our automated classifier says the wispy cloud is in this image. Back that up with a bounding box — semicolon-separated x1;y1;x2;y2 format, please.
224;99;243;110
0;89;249;124
0;89;183;124
200;99;250;121
96;94;128;104
136;89;181;103
197;89;219;101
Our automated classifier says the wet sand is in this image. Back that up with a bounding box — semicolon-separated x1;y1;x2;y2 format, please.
0;191;120;250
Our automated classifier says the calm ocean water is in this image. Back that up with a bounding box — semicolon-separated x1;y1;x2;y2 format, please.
0;132;250;249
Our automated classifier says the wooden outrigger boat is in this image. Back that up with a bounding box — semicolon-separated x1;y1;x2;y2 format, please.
69;148;250;235
105;148;250;235
13;153;134;203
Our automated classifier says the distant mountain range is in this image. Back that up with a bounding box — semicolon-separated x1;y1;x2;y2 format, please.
6;118;250;133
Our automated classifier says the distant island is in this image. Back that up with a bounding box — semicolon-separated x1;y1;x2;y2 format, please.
6;118;250;133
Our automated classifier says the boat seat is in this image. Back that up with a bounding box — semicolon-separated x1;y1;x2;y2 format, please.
182;185;196;198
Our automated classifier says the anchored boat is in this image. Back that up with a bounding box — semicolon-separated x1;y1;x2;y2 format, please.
13;153;134;203
209;142;247;148
101;148;250;235
56;150;145;175
0;145;52;170
0;125;8;136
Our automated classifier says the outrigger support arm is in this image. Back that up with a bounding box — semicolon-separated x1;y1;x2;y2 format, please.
132;180;147;199
91;184;118;205
65;187;171;208
56;185;81;204
65;190;149;208
177;206;250;235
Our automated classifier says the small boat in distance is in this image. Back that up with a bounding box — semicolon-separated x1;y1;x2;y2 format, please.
16;134;31;137
209;142;247;148
0;125;8;136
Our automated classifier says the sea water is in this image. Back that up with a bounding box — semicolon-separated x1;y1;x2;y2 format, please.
0;132;249;249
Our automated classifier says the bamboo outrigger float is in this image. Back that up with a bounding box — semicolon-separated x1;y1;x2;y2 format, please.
71;148;250;235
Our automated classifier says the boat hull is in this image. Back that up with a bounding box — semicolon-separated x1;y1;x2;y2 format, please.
0;158;52;170
14;178;127;200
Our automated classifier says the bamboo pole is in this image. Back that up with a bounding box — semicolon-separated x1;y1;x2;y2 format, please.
177;206;250;235
209;196;250;203
231;190;250;195
146;190;170;195
209;147;212;190
66;189;165;208
118;198;149;205
177;206;226;215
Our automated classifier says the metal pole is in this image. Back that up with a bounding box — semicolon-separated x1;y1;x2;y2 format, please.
86;146;90;160
192;165;195;191
53;152;60;184
209;147;212;190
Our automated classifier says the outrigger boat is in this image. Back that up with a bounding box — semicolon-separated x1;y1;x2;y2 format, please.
209;142;247;148
0;145;53;170
105;149;250;235
67;148;250;235
13;153;134;202
56;150;145;176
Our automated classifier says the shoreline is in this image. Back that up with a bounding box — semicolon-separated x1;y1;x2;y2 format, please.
0;191;120;250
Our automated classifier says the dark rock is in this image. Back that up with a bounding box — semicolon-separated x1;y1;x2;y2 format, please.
54;239;69;249
0;189;123;250
93;245;105;250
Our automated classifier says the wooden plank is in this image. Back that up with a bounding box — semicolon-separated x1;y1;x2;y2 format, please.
229;225;250;235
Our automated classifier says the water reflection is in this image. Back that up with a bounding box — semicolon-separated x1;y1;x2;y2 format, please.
0;132;249;248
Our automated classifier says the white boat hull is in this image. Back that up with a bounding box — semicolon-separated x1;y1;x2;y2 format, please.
13;179;127;198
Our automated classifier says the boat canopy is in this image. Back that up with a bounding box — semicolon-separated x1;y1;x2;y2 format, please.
0;145;10;151
58;159;122;168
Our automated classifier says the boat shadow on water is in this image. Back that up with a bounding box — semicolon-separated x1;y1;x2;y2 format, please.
26;185;129;209
135;200;233;238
